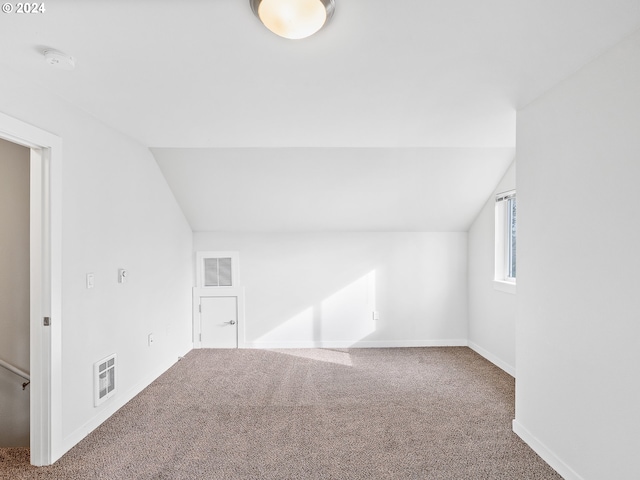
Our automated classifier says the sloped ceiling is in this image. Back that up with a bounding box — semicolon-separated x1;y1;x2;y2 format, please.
1;1;639;231
153;147;515;232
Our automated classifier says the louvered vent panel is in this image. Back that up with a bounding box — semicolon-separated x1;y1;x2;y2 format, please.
218;258;232;286
94;354;116;407
203;257;233;287
204;258;219;287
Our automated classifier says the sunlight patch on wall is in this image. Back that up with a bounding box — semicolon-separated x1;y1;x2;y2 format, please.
320;270;376;342
257;306;315;343
255;271;377;347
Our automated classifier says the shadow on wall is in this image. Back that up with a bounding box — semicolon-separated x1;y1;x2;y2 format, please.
255;271;378;347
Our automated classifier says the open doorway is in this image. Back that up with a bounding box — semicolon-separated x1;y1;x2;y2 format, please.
0;112;62;466
0;138;30;447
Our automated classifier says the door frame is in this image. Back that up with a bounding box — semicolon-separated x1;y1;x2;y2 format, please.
193;287;245;348
0;112;62;466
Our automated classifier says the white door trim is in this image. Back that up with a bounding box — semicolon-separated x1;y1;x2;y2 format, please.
0;112;62;466
193;287;245;348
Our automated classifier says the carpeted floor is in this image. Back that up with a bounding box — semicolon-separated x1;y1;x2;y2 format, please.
0;347;562;479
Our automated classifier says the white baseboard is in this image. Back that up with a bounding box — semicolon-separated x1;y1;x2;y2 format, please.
512;419;583;480
467;341;515;377
243;339;468;349
60;345;192;458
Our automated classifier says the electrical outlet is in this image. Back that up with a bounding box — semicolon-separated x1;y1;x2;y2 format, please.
86;273;95;289
148;333;154;346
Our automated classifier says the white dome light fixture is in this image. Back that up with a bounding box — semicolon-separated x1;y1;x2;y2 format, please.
250;0;335;40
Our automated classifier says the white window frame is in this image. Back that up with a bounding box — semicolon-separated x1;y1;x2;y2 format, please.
494;190;516;294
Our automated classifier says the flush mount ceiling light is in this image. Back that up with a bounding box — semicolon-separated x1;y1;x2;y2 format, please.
250;0;335;40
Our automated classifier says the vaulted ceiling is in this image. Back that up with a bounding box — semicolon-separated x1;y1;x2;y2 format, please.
2;1;639;230
152;147;515;232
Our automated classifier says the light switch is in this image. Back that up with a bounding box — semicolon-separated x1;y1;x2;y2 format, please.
86;273;95;289
118;269;127;283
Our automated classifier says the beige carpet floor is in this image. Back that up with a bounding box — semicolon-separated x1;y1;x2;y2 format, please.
0;347;562;479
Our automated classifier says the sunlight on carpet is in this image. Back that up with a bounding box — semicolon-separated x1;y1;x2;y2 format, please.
269;348;353;366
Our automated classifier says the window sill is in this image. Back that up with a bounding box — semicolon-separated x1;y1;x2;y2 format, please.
494;280;516;294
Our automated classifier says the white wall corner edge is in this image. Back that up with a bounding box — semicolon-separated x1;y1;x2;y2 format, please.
467;341;515;377
243;339;469;349
59;345;192;459
512;419;584;480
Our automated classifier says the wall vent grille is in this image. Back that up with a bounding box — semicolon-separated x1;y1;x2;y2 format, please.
94;354;116;407
197;251;239;288
204;257;233;287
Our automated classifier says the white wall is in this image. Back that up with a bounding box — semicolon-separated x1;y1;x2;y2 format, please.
194;232;468;348
514;30;640;479
0;65;194;460
0;138;30;446
467;161;516;375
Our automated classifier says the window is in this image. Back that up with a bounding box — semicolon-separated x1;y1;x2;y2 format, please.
506;195;517;280
495;190;516;292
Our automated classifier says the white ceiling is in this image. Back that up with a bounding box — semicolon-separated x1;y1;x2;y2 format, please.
153;147;515;232
1;1;639;231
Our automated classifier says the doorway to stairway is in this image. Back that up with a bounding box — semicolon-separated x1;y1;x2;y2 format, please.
0;112;62;466
0;138;30;447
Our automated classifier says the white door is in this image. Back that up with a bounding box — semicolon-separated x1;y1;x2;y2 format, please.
200;296;238;348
